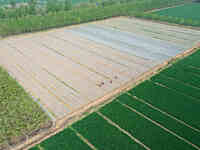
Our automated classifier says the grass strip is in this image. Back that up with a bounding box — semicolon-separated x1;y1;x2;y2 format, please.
151;74;200;100
100;100;196;150
129;80;200;130
38;128;91;150
118;94;200;147
72;113;145;150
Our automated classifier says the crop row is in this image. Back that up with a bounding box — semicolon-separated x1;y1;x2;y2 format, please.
151;74;200;99
176;65;200;75
72;113;144;150
30;128;92;150
160;65;200;88
100;100;195;150
164;50;200;78
129;80;200;130
31;112;145;150
117;94;200;147
176;50;200;68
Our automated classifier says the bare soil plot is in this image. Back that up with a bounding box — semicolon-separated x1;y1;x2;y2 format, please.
0;17;199;122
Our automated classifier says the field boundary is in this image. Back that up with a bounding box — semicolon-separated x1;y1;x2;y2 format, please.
9;43;200;150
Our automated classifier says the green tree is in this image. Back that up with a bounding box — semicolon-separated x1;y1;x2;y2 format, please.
9;0;17;8
179;18;185;25
28;0;38;15
64;0;72;11
102;0;116;7
0;8;5;18
46;0;63;13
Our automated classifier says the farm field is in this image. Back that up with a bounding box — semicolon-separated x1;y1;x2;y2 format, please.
1;0;200;149
30;49;200;150
34;128;92;150
154;3;200;20
0;66;49;147
135;2;200;27
1;17;200;122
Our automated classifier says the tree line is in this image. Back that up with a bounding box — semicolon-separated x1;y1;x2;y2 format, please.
0;0;190;37
0;0;73;19
0;0;142;19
